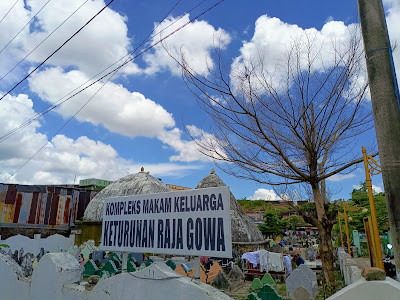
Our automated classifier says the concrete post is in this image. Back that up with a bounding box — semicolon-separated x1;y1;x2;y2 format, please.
194;256;200;282
353;230;362;257
122;252;128;273
358;0;400;278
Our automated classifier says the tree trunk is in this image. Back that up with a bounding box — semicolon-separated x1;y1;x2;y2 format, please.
311;183;336;292
317;222;336;295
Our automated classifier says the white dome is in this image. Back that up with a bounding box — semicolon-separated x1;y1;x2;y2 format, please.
83;171;171;222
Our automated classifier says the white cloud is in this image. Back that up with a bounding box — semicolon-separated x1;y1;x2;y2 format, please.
231;15;367;98
372;184;383;194
352;184;383;194
28;68;218;162
28;67;175;138
157;126;218;162
0;0;139;82
143;14;230;76
0;93;202;184
248;188;279;200
327;173;356;182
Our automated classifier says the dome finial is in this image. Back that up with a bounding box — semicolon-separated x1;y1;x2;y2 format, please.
211;168;215;174
141;167;144;172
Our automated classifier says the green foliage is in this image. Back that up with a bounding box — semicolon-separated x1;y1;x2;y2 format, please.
237;199;270;212
332;182;389;239
237;199;292;215
297;202;316;212
258;212;283;238
280;215;307;231
0;244;9;249
349;182;388;234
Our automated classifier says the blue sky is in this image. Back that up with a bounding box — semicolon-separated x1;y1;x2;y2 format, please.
0;0;398;201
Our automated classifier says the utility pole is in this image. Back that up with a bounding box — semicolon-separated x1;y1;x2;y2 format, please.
358;0;400;277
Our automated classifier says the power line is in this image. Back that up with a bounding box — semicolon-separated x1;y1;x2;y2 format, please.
0;0;18;25
0;0;116;101
0;0;90;82
0;0;208;143
4;0;225;182
0;0;51;55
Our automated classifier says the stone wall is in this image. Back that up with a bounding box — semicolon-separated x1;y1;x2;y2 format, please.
0;234;75;256
337;248;362;286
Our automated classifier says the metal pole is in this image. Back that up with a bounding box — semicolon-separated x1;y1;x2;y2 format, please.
338;213;344;248
342;200;351;256
358;0;400;276
362;147;384;269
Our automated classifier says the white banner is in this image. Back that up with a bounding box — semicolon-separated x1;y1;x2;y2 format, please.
101;186;232;258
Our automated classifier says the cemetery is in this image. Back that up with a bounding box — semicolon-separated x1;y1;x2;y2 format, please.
0;169;399;299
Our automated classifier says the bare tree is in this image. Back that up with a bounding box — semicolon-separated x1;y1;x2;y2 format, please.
179;30;374;290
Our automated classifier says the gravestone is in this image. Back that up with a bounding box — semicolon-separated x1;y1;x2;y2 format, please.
127;260;136;272
210;270;231;290
187;264;207;283
227;265;245;283
174;264;187;276
92;251;104;262
21;253;34;276
109;253;122;264
257;284;282;300
298;264;317;282
129;253;143;264
83;260;99;276
145;259;154;267
101;260;119;276
261;273;276;288
207;261;223;283
294;286;311;300
12;250;19;263
246;293;260;300
306;248;316;261
286;266;318;299
249;278;263;293
166;259;176;270
18;248;24;264
81;246;92;261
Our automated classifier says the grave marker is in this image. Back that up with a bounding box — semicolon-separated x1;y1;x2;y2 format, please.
256;284;282;300
294;286;311;300
261;273;276;288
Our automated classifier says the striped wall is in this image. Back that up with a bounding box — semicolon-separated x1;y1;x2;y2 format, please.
0;184;97;230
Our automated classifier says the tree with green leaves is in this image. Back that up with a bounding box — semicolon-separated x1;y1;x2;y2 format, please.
258;212;283;238
281;215;307;231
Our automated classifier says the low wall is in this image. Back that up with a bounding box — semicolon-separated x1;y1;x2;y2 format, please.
0;252;233;300
327;277;400;300
0;234;75;255
337;248;361;286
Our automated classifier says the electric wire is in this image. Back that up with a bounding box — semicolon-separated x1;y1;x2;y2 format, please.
0;0;19;25
4;0;224;182
0;0;207;143
0;0;116;101
0;0;51;55
0;0;90;82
